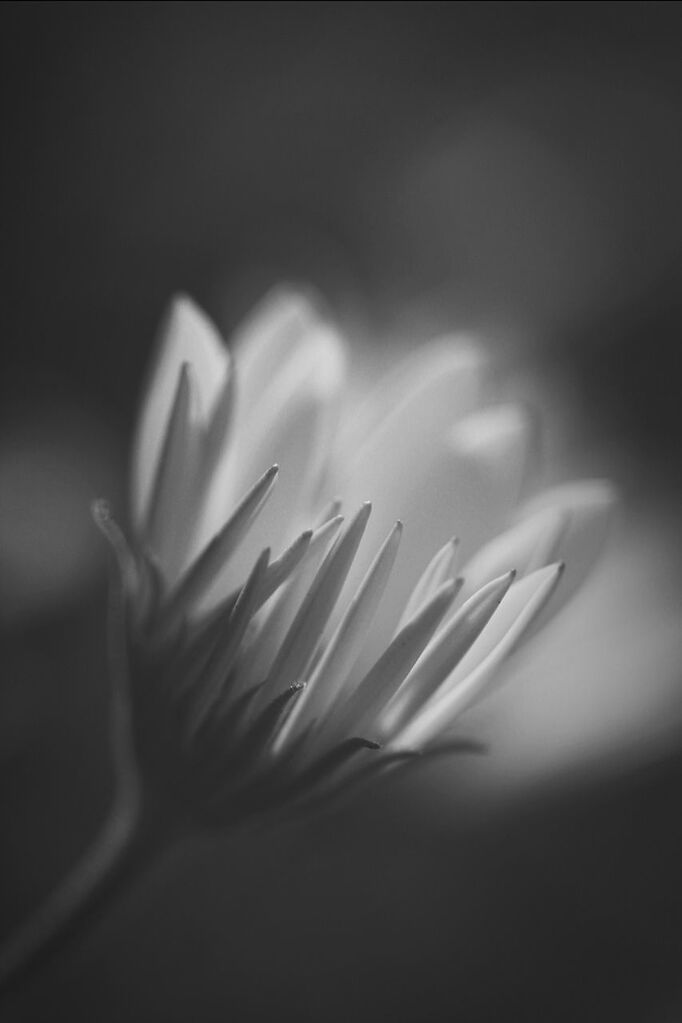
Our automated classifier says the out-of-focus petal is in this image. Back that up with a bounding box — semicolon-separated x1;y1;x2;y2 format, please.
460;478;616;631
193;301;346;572
230;286;324;428
145;363;205;583
332;397;531;669
131;296;231;528
395;537;460;633
334;335;484;461
459;505;567;598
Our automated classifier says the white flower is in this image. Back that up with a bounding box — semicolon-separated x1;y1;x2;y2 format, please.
104;287;614;825
0;287;618;990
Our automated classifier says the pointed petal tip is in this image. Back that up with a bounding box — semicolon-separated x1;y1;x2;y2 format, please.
360;738;382;750
321;514;345;533
164;294;228;358
349;502;372;529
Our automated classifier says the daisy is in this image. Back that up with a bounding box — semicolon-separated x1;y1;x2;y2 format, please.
0;287;613;986
109;286;613;822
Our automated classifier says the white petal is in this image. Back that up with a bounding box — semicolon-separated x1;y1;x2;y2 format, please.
326;579;457;743
131;296;230;529
161;465;279;625
449;403;531;515
457;479;616;643
332;398;530;671
292;521;403;733
144;363;205;582
334;335;485;467
194;307;346;573
380;570;515;738
237;515;344;693
393;563;563;749
396;537;460;633
516;480;616;620
268;505;372;748
459;504;566;600
231;286;324;425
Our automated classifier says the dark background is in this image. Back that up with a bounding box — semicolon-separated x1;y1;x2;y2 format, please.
2;4;682;1020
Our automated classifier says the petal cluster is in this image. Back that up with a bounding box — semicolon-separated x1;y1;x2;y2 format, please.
113;289;614;824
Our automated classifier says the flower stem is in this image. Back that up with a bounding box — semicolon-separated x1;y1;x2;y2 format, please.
0;507;158;992
0;786;143;991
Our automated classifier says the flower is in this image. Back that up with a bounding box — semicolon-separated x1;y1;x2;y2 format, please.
95;287;614;828
0;287;616;989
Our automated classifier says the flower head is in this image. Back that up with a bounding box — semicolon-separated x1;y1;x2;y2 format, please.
99;288;614;827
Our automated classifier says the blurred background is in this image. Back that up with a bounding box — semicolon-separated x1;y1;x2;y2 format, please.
2;3;682;1020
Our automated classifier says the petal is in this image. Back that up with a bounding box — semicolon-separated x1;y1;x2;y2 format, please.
144;363;205;582
459;478;616;638
459;504;567;599
236;515;344;693
392;563;563;749
231;286;326;427
160;465;279;626
516;480;616;623
193;302;346;578
331;398;531;670
267;504;372;704
379;570;516;738
334;335;485;467
326;579;457;743
395;537;460;633
270;504;372;750
291;521;403;734
131;296;230;529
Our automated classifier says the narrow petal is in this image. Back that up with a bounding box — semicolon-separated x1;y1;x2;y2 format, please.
194;295;346;565
236;515;344;693
286;521;403;736
458;504;566;601
395;537;459;633
231;287;324;425
380;570;516;737
257;529;314;608
331;400;531;670
131;296;230;528
326;579;457;743
187;548;270;736
268;504;372;745
235;683;307;762
278;737;381;807
315;497;342;527
393;563;564;749
515;480;616;628
160;465;279;628
145;363;204;582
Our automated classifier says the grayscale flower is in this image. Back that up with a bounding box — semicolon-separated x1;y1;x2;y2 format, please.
99;288;615;827
0;287;614;988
